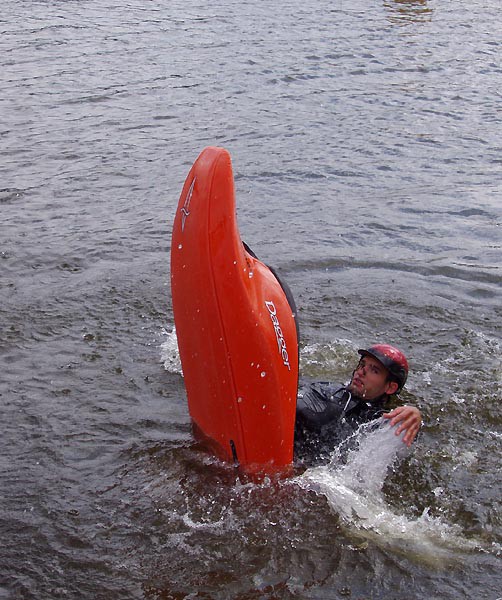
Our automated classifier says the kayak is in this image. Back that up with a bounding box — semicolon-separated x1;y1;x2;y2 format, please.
170;147;299;473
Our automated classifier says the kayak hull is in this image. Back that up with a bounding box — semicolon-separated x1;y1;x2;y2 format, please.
170;147;299;473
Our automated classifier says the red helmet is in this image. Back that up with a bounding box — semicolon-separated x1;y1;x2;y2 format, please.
358;344;409;391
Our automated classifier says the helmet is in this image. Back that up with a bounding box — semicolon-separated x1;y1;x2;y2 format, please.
358;344;409;391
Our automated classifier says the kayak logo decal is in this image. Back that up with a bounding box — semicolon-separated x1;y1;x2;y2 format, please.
265;301;291;370
181;177;196;232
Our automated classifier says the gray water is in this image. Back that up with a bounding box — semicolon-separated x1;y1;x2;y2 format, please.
1;0;501;598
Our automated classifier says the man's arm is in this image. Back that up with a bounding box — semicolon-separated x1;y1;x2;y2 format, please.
383;405;422;447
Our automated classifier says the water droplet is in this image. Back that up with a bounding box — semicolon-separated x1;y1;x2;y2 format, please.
260;371;266;378
178;243;183;250
248;271;254;278
237;397;243;403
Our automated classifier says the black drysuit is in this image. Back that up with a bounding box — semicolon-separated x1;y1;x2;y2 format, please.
294;380;396;465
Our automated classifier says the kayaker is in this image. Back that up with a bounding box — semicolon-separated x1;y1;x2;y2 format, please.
295;344;422;462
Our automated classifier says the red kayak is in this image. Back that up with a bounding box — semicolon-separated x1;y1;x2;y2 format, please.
170;147;299;473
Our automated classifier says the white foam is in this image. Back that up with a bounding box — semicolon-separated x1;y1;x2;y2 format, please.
160;326;183;375
297;420;478;561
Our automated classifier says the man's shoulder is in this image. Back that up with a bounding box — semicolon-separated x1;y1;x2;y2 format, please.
296;379;348;429
298;378;346;398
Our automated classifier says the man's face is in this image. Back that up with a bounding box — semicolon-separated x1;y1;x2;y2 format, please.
348;355;398;400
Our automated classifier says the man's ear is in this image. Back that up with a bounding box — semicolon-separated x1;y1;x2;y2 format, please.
386;381;399;396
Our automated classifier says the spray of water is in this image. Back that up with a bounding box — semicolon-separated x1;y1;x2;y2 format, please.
160;327;183;375
296;420;479;563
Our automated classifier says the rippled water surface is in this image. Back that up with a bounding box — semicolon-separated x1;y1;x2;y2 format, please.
1;0;501;598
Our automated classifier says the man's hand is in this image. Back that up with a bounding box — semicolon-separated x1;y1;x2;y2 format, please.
383;405;422;447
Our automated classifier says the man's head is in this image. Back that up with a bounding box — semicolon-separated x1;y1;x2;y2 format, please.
348;344;409;401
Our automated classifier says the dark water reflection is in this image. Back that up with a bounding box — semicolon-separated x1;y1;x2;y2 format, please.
1;0;501;598
384;0;433;24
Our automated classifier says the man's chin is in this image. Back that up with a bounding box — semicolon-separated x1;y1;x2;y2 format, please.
348;382;364;396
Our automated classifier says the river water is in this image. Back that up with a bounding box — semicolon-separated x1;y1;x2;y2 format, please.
1;0;501;598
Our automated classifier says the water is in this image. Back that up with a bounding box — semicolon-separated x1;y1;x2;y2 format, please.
298;420;477;564
1;0;501;598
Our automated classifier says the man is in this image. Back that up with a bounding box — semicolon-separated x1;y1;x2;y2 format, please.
294;344;422;462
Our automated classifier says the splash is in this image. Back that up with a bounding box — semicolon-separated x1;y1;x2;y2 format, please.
297;420;477;563
160;327;183;375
